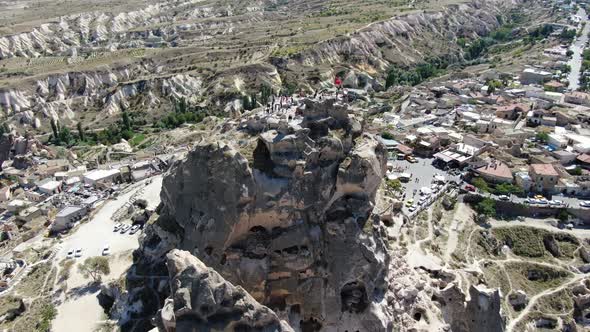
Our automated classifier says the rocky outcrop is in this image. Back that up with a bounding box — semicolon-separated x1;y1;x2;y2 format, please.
154;250;293;332
284;0;520;71
436;283;505;332
507;290;528;311
125;99;393;331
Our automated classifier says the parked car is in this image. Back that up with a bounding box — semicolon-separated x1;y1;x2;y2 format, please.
406;156;418;163
66;249;74;259
119;224;131;234
102;245;110;256
405;199;414;207
129;224;141;235
580;201;590;208
74;248;83;258
113;223;122;232
464;184;476;192
408;205;417;212
498;195;509;201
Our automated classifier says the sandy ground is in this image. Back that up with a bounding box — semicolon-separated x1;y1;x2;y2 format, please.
53;253;133;332
52;175;163;332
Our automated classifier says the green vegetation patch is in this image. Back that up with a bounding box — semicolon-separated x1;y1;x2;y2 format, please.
533;288;574;315
0;296;24;322
0;296;55;332
491;226;579;259
504;261;572;295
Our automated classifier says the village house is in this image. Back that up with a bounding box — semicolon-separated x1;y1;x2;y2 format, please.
37;179;62;195
495;103;528;120
529;163;559;194
473;160;514;184
83;169;122;188
564;91;590;106
51;206;87;232
520;68;552;85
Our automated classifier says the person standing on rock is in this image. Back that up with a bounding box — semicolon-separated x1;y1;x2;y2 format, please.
334;76;343;97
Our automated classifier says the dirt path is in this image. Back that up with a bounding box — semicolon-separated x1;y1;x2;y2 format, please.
407;207;443;270
444;203;472;264
506;274;588;332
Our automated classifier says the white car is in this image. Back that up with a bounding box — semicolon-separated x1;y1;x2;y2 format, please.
580;201;590;208
113;223;122;232
129;224;141;235
119;225;131;234
66;249;74;259
74;248;83;258
549;200;563;206
408;205;417;212
102;245;110;256
498;195;509;201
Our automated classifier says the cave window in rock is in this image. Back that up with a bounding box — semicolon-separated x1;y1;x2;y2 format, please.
252;139;276;177
340;281;369;313
300;317;322;332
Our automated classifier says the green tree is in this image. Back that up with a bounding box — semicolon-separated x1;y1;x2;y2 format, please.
50;119;59;142
77;122;85;141
495;183;522;195
570;166;583;176
536;131;549;143
78;257;110;282
386;179;402;192
122;112;132;131
557;209;569;222
476;198;496;217
58;127;73;146
37;302;57;332
472;178;490;192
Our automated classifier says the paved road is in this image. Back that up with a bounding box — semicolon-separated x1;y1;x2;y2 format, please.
567;8;590;90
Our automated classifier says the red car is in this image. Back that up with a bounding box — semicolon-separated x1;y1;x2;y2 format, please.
464;184;476;192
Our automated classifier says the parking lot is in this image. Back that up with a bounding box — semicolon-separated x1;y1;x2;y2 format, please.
387;157;461;215
57;175;163;260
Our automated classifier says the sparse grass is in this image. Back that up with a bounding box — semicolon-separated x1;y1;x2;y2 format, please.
482;262;511;296
129;133;146;147
0;295;55;332
504;261;572;296
492;226;580;259
58;259;75;282
492;227;547;258
534;288;573;315
0;295;23;322
13;262;51;298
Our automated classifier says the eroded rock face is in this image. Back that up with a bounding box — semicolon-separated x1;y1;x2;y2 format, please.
436;283;504;332
132;99;392;331
154;250;293;332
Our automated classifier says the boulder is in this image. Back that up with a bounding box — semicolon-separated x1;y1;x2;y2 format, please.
507;290;528;311
153;250;293;332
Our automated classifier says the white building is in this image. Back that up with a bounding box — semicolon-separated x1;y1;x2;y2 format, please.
83;169;121;187
520;68;552;85
38;180;61;195
52;206;87;232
